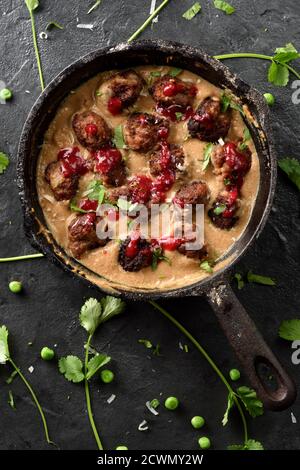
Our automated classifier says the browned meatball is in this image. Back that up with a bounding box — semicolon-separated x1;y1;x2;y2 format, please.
45;161;79;201
149;75;197;107
118;235;153;272
68;213;107;258
108;185;131;204
72;111;112;150
173;181;210;207
123;113;169;152
93;148;127;187
188;97;231;142
208;190;239;230
177;242;208;260
149;144;185;176
108;70;144;109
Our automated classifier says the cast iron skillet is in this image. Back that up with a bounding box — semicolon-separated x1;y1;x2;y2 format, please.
17;40;296;410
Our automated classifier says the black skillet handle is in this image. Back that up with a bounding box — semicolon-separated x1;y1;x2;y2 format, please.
206;281;296;411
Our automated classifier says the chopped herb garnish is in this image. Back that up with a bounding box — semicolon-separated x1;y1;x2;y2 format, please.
278;158;300;191
138;339;153;349
228;439;264;451
151;247;171;271
239;127;251;150
46;21;64;31
95;91;103;97
247;271;276;286
175;111;183;121
117;198;139;213
279;319;300;341
87;0;102;14
152;343;161;356
224;177;231;186
213;203;226;215
184;344;189;353
150;398;160;409
202;143;213;171
0;152;9;174
150;71;161;77
214;0;235;15
86;180;105;201
25;0;45;91
128;0;170;43
234;273;244;290
169;68;183;77
69;199;89;213
221;93;244;115
6;370;18;385
182;2;202;20
200;260;213;273
113;125;126;149
8;390;15;410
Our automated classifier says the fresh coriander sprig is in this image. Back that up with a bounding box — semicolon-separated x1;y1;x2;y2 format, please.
25;0;45;91
149;301;264;450
0;325;53;444
0;253;44;262
128;0;171;43
278;158;300;191
58;296;125;450
0;152;10;174
87;0;102;14
279;319;300;341
214;43;300;86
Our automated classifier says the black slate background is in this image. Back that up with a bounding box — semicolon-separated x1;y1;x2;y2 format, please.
0;0;300;451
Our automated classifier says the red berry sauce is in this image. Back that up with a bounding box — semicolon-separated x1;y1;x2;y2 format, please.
58;147;88;177
108;97;122;115
93;147;122;175
78;198;98;212
85;123;98;137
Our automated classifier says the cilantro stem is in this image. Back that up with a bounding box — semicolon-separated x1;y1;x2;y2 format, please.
149;300;248;444
28;8;45;91
128;0;171;43
214;53;300;80
0;253;44;262
8;358;53;445
84;334;104;450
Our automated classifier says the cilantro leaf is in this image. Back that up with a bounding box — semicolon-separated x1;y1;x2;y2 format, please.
273;43;300;64
182;2;202;20
86;354;111;380
222;392;235;426
100;296;126;323
214;0;235;15
79;298;102;335
278;158;300;191
138;339;153;349
0;152;9;174
213;203;226;215
69;199;89;213
113;125;126;149
6;370;18;385
203;143;213;171
227;444;245;450
268;61;289;87
8;390;15;410
46;22;64;31
279;319;300;341
234;273;244;290
247;271;276;286
58;355;85;383
236;386;264;418
169;68;183;77
221;93;244;115
151;247;171;271
25;0;39;13
200;260;213;273
245;439;264;450
87;0;102;14
0;325;10;364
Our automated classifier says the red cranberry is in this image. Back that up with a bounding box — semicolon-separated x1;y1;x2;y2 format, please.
58;147;88;177
155;103;194;122
158;126;169;139
78;199;98;212
158;236;183;251
85;123;98;136
189;85;198;96
108;97;122;115
163;81;185;97
129;175;152;204
125;231;140;258
224;143;251;175
107;208;119;221
93;148;122;175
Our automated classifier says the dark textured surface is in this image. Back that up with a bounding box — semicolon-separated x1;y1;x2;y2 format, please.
0;0;299;451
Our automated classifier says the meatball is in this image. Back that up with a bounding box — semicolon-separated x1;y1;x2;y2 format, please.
123;113;169;152
107;70;144;110
108;185;130;204
68;213;107;258
211;142;252;189
93;148;127;187
208;190;239;230
178;242;208;260
149;75;197;107
72;111;112;150
118;235;153;272
149;144;185;176
45;161;79;201
188;97;231;142
173;181;210;207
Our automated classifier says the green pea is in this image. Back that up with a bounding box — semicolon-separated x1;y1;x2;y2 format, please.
100;369;114;383
229;368;241;381
198;436;211;449
115;446;128;450
0;88;13;101
9;281;22;293
164;396;179;410
191;416;205;429
263;93;275;106
40;347;55;361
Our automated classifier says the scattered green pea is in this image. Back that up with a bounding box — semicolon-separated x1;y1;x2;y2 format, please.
229;368;241;381
263;93;275;106
115;446;128;450
100;369;114;383
9;281;22;293
0;88;13;101
198;436;211;449
191;416;205;429
40;347;55;361
164;396;179;410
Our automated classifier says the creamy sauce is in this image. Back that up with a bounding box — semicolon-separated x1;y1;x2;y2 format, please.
37;66;260;291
